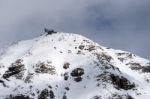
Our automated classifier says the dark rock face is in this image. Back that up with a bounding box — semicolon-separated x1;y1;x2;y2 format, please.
35;62;55;74
6;95;31;99
38;89;55;99
3;59;25;79
87;45;96;52
64;72;69;81
90;96;101;99
73;76;83;82
127;62;150;73
77;50;82;54
110;74;135;90
116;53;134;62
65;87;70;91
127;95;134;99
62;94;67;99
71;68;84;77
78;45;85;50
108;94;134;99
63;63;70;69
71;68;84;82
96;53;112;63
24;73;34;83
142;66;150;73
127;63;142;70
0;80;6;87
96;73;135;90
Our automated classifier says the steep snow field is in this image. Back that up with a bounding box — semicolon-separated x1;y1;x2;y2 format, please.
0;33;150;99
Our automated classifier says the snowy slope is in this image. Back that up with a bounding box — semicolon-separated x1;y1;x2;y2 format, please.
0;32;150;99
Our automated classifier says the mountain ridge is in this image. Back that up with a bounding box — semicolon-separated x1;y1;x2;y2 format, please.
0;32;150;99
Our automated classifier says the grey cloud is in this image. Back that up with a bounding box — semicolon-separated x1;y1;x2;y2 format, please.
0;0;150;59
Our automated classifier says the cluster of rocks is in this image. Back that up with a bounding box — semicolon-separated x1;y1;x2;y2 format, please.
71;68;84;82
96;73;135;90
6;94;30;99
116;52;134;62
38;89;55;99
108;94;134;99
126;62;150;73
35;61;55;74
3;59;25;80
110;74;135;90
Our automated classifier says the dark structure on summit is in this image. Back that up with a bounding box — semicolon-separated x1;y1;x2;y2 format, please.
44;28;57;35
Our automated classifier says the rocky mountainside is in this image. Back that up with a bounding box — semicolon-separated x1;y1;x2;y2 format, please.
0;33;150;99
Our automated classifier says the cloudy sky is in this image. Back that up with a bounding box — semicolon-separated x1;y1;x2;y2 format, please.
0;0;150;59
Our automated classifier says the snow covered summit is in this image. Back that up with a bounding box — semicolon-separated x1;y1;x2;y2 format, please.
0;33;150;99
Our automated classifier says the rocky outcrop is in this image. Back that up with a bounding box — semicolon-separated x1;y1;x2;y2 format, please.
3;59;25;80
71;68;84;82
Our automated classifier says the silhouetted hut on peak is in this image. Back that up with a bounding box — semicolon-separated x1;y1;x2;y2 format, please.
44;28;57;35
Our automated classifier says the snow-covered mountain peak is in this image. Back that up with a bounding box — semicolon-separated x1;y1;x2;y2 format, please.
0;32;150;99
